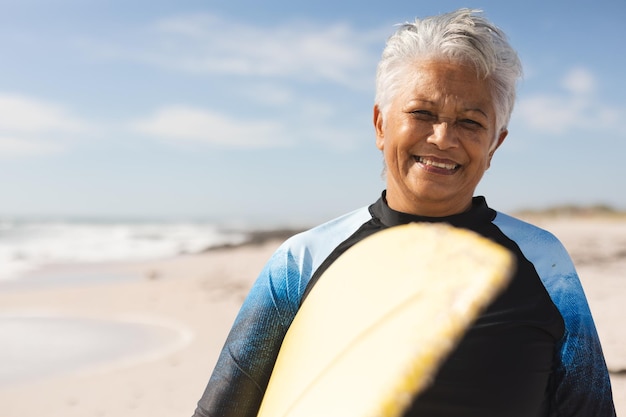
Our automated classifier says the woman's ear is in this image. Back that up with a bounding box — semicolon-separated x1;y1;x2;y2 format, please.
487;129;508;168
374;105;385;150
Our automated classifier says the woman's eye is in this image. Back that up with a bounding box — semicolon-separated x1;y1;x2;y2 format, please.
411;110;435;120
460;119;484;129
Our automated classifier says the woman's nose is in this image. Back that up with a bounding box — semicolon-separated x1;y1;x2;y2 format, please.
426;122;459;149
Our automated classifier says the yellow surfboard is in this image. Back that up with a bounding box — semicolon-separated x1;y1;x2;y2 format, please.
257;223;515;417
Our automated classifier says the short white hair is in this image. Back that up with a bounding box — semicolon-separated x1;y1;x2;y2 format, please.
375;8;523;135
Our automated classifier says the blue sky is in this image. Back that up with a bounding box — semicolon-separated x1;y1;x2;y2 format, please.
1;0;624;226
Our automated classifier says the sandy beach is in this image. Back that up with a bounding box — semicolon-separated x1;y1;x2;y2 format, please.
0;218;624;416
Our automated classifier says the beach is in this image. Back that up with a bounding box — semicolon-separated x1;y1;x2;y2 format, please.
0;218;624;416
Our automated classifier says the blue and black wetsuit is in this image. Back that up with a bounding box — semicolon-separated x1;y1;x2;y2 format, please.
193;193;616;417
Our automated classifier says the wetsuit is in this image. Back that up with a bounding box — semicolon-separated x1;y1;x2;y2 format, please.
193;193;616;417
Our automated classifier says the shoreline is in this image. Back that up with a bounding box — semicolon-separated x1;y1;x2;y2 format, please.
0;219;623;416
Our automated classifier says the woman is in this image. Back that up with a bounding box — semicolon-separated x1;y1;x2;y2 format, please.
193;9;615;416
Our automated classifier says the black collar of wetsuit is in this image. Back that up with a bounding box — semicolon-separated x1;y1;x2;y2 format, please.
369;191;496;229
301;192;499;304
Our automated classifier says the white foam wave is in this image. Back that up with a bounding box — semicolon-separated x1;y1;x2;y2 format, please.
0;220;247;281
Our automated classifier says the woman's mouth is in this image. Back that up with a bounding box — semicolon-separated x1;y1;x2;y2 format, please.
415;156;460;173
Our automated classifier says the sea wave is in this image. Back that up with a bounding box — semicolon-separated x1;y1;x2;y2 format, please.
0;220;249;281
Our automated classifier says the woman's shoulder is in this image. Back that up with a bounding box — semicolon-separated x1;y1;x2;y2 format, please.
279;206;373;253
492;211;563;247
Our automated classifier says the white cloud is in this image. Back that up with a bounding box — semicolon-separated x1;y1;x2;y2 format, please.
515;94;622;135
131;105;292;148
514;68;624;135
80;13;381;90
0;93;91;158
130;98;371;151
0;136;62;157
515;95;584;134
0;94;88;134
561;67;596;95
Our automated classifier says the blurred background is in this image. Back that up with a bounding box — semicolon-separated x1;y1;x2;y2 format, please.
1;0;625;274
1;2;625;415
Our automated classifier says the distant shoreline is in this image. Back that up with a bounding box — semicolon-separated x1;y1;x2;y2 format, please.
513;204;626;219
207;205;626;252
204;228;305;251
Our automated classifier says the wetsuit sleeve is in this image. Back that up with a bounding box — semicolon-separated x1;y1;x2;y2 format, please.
494;213;616;415
543;256;616;416
521;231;616;416
192;247;303;417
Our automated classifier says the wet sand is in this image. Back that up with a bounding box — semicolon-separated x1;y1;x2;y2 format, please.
0;315;189;386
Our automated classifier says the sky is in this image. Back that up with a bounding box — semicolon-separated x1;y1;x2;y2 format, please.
1;0;625;226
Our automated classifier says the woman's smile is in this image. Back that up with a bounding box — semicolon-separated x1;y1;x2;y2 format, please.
414;156;461;174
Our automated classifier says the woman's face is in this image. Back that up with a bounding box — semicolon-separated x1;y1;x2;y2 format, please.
374;60;507;217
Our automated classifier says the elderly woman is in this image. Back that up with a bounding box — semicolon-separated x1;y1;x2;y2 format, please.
193;9;615;417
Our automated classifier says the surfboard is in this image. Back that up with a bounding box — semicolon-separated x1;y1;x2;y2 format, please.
257;222;515;417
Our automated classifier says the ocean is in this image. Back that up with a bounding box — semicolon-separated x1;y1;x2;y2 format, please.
0;219;250;282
